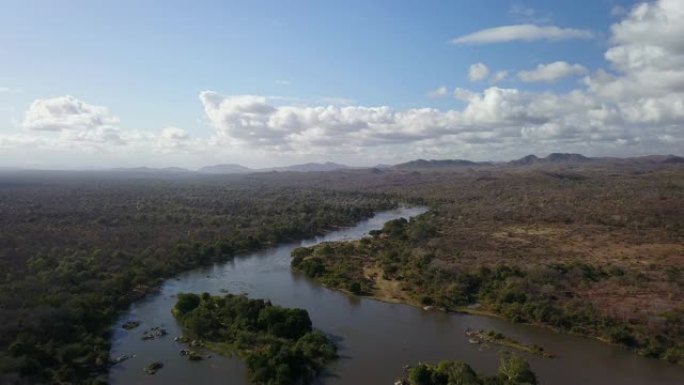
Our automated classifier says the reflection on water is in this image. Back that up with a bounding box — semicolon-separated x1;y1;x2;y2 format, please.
109;206;684;385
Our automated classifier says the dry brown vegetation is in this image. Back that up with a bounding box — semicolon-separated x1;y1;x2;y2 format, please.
280;162;684;363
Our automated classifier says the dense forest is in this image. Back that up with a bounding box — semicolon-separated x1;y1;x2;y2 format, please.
0;173;394;384
288;163;684;365
173;292;337;385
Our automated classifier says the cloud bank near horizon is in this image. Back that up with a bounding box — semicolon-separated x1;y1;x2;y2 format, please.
1;0;683;168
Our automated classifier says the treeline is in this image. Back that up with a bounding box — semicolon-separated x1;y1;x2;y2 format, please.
0;176;394;384
173;292;336;385
293;213;684;365
401;353;537;385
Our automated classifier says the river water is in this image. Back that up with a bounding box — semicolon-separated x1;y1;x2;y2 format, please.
109;206;684;385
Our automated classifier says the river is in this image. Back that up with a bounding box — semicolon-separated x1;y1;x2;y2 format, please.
109;206;684;385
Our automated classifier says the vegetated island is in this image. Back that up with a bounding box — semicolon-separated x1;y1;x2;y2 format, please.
397;352;537;385
172;292;337;385
464;329;554;358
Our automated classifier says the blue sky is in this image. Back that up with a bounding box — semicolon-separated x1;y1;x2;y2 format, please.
1;0;682;168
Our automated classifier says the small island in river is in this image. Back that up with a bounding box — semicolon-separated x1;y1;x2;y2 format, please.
465;328;554;358
172;292;337;385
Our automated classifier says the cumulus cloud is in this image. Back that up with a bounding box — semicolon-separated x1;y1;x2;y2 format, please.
586;0;684;101
197;80;680;158
518;61;588;82
452;24;593;44
428;86;449;98
200;0;684;157
5;95;209;165
160;126;189;140
22;95;119;132
199;90;454;151
490;70;509;84
17;95;128;146
468;63;489;81
3;0;683;167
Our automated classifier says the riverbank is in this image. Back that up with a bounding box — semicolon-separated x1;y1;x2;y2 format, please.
290;211;684;368
109;205;684;385
305;254;684;366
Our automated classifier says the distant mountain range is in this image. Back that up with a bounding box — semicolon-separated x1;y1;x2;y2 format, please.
11;154;678;175
109;166;194;173
198;162;350;174
392;153;684;169
509;153;591;166
393;159;485;169
197;163;253;174
396;153;595;169
102;162;352;175
508;153;684;167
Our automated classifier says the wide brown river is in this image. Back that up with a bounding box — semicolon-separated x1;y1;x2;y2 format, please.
109;207;684;385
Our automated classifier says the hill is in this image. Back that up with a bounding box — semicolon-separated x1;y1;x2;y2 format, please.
198;163;253;174
394;158;484;169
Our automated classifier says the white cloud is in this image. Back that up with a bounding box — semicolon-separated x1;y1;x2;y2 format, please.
518;61;588;82
585;0;684;106
4;96;211;166
200;91;435;150
160;126;189;140
2;0;683;167
490;70;509;84
22;95;119;132
452;24;593;44
453;88;475;101
468;63;489;81
428;86;449;98
197;82;681;158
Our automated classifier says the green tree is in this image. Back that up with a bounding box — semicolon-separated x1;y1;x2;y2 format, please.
173;293;201;316
497;353;537;385
408;363;434;385
435;360;481;385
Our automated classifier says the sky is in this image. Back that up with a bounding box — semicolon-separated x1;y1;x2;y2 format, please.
0;0;682;169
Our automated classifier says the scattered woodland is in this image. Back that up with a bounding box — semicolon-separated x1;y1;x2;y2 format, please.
289;162;684;365
0;173;393;384
0;157;682;384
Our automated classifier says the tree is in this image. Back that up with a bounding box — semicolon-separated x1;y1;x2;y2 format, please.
173;293;201;316
436;360;481;385
408;363;433;385
497;353;537;385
